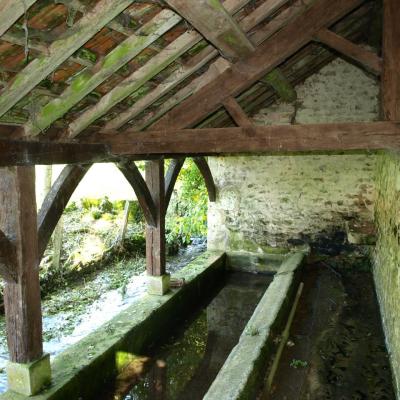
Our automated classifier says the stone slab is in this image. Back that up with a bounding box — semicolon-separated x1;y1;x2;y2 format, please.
204;250;307;400
0;251;226;400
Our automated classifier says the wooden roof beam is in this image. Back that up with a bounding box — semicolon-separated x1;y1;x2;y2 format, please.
0;122;399;165
0;0;39;36
104;122;400;155
137;0;310;130
152;0;364;131
104;0;295;131
67;0;253;137
24;9;181;136
315;28;383;75
1;31;96;68
165;0;254;60
222;96;256;136
0;0;137;118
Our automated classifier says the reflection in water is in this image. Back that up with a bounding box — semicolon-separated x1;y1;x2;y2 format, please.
102;272;273;400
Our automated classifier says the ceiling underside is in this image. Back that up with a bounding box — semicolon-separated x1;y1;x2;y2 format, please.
0;0;380;142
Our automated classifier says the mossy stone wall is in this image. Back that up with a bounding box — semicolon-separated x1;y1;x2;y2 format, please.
374;151;400;398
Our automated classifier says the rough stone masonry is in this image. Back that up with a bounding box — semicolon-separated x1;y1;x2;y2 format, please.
208;58;379;252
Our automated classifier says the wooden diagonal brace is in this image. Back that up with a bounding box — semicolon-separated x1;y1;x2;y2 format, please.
117;161;157;227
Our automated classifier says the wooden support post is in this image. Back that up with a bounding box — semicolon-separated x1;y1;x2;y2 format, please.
145;160;169;293
0;166;51;395
382;0;400;120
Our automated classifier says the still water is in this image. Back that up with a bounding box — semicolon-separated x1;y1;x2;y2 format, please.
100;272;273;400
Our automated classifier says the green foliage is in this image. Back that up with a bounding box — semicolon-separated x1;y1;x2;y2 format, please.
128;201;144;224
166;159;208;246
290;359;308;369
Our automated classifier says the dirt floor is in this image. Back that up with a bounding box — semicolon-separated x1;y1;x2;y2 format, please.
263;254;396;400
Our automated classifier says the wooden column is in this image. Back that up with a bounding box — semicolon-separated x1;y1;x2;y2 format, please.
145;159;166;276
382;0;400;120
0;166;43;363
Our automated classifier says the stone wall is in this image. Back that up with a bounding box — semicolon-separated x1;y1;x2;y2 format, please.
374;152;400;398
207;58;379;252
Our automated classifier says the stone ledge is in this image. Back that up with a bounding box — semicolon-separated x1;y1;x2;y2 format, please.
0;251;226;400
204;250;307;400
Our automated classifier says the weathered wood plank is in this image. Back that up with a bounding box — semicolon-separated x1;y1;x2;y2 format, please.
193;158;216;202
0;0;136;118
382;0;400;120
0;166;43;363
315;28;382;75
117;161;157;227
38;165;90;260
145;160;166;276
0;0;38;36
136;58;231;131
165;0;254;60
239;0;289;30
68;30;202;137
165;158;185;209
24;9;181;136
152;0;363;130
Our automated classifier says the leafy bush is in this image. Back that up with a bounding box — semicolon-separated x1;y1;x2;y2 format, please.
166;159;208;246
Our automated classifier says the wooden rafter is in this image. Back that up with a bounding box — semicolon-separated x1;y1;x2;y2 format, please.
0;0;39;36
223;97;253;127
165;0;254;60
68;30;202;137
133;0;311;131
117;161;157;227
104;0;294;131
1;31;95;69
152;0;364;131
24;9;181;136
67;0;253;137
0;0;136;118
38;164;90;260
315;28;383;75
134;58;231;131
